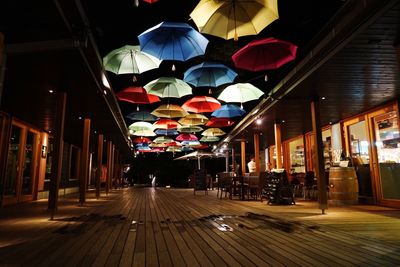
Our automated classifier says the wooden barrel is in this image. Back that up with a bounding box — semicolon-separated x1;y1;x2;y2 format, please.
329;167;359;205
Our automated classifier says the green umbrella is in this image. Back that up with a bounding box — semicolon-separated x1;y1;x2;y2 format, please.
200;136;220;142
128;121;154;132
144;77;192;98
217;83;264;108
132;130;156;137
178;125;204;133
153;136;174;144
103;45;162;74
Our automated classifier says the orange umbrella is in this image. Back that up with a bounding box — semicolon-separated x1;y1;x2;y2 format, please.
182;96;221;113
153;119;181;129
178;114;209;126
151;104;189;118
132;137;152;143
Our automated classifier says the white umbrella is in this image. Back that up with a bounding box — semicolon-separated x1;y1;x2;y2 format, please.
217;83;264;108
144;77;192;98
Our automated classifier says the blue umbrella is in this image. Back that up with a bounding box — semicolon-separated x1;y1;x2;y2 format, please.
136;143;151;150
181;146;194;152
211;104;246;118
138;22;209;62
126;111;158;121
183;62;237;87
155;129;179;136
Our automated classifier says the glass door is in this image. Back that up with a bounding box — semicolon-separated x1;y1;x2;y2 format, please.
373;111;400;200
4;122;39;204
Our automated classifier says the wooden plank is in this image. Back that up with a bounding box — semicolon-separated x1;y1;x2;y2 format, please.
241;138;246;176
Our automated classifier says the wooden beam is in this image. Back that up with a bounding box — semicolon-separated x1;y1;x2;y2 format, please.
231;147;236;174
106;141;112;195
0;112;11;206
254;133;260;173
79;118;91;205
311;100;328;213
241;138;246;176
274;123;282;169
96;134;103;199
4;39;81;54
48;92;67;218
114;149;119;188
225;151;229;172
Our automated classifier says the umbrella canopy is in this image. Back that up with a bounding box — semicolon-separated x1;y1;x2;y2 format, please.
132;130;156;137
166;146;182;153
144;77;192;98
190;0;279;40
183;62;237;87
138;22;209;61
116;87;160;104
153;119;181;129
176;133;198;141
178;114;209;126
151;104;189;118
174;150;216;160
149;142;168;148
182;96;221;113
206;117;235;127
178;125;204;133
128;121;154;132
154;129;179;136
136;143;151;151
153;136;174;144
143;0;159;3
166;141;182;147
201;127;226;136
200;136;220;142
211;104;246;118
232;37;297;72
132;136;152;143
126;111;159;121
181;140;201;147
103;45;162;74
217;83;264;106
181;146;194;152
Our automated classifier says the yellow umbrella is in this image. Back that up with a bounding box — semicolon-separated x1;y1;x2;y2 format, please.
190;0;279;40
178;114;209;126
201;127;226;137
151;104;189;118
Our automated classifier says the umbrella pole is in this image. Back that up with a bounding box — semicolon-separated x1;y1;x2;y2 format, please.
198;157;201;170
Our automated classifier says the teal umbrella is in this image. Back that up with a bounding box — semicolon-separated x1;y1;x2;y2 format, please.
103;45;161;74
144;77;192;98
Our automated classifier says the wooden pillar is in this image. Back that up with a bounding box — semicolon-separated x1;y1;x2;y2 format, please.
114;149;119;188
48;92;67;218
311;100;328;213
111;145;115;189
96;134;103;199
0;33;6;105
225;151;229;172
241;138;246;176
79;118;91;205
274;123;283;169
106;141;113;195
0;113;12;205
231;147;236;174
254;133;260;173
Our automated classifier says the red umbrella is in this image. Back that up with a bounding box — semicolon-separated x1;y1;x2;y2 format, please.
116;86;160;104
166;141;182;147
182;96;221;113
206;117;235;128
143;0;159;3
232;37;297;72
176;133;198;141
132;137;152;143
193;143;208;149
153;119;181;129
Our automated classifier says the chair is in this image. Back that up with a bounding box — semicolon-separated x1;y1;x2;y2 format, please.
216;172;233;199
304;171;317;199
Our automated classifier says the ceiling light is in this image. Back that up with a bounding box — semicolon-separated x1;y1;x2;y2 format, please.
282;120;285;123
223;144;227;149
213;145;217;149
101;72;111;89
48;90;54;93
321;96;326;100
256;118;262;125
78;116;82;120
103;90;107;95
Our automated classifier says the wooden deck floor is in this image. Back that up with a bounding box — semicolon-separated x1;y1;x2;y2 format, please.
0;187;400;266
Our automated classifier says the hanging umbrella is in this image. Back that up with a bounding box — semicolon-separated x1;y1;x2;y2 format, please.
132;136;152;143
178;125;204;133
138;22;209;62
182;96;221;113
143;0;159;3
166;146;182;153
211;104;246;118
133;130;156;137
206;117;235;127
116;87;160;104
153;136;174;144
178;114;209;126
154;129;179;136
202;128;226;137
217;83;264;107
183;62;237;87
103;45;162;74
174;150;216;169
200;136;220;142
181;146;194;152
153;119;181;129
190;0;279;41
193;143;209;149
166;141;182;147
232;37;297;72
151;104;189;118
181;140;201;147
149;142;168;148
144;77;192;98
176;133;198;141
136;143;151;150
128;121;154;132
126;111;159;121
